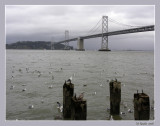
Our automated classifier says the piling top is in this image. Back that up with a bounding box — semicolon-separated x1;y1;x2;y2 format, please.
110;80;121;89
63;81;74;88
140;93;149;97
72;96;86;103
134;93;149;101
134;93;149;98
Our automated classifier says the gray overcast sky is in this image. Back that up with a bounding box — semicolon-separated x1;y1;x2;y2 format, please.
6;5;154;50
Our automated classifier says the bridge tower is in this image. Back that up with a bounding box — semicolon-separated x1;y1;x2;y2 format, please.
64;30;70;50
99;16;110;51
51;37;54;50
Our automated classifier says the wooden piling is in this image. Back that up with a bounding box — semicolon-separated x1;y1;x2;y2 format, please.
71;95;87;120
134;91;150;120
109;79;121;115
63;81;74;119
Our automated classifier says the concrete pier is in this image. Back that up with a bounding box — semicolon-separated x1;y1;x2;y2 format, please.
63;81;74;119
76;37;85;51
134;91;150;120
71;95;87;120
99;49;111;51
109;79;121;115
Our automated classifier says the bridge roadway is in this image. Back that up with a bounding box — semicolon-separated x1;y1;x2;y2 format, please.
54;25;154;44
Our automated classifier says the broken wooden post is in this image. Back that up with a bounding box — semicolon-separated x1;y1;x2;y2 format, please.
134;90;150;120
63;80;74;119
71;94;87;120
109;79;121;115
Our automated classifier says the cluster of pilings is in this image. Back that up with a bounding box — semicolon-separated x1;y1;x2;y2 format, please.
109;79;150;120
63;81;87;120
62;78;150;120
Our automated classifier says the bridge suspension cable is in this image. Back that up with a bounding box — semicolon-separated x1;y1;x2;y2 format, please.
87;24;102;35
55;16;154;46
108;17;143;28
60;16;146;40
87;18;102;35
86;16;144;35
69;18;102;38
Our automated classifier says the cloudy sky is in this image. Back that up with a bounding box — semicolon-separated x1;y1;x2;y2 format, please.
6;5;154;50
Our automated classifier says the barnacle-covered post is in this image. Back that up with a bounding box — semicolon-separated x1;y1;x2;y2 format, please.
134;90;150;120
63;80;74;119
109;79;121;115
71;94;87;120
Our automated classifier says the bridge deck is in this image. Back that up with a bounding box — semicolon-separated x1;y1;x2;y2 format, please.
55;25;154;44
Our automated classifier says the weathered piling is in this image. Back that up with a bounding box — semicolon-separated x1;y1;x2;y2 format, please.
63;81;74;119
134;91;150;120
109;79;121;115
71;95;87;120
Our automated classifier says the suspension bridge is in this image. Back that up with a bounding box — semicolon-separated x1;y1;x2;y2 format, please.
51;16;154;51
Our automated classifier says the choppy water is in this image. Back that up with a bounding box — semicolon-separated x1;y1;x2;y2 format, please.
6;50;154;120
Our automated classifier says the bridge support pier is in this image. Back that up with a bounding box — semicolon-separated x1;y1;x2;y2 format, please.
76;37;85;51
99;48;111;51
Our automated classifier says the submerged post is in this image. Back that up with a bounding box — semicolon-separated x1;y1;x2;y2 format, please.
109;79;121;115
134;90;150;120
71;94;87;120
63;80;74;119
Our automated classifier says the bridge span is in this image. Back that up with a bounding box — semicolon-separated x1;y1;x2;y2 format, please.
53;16;154;51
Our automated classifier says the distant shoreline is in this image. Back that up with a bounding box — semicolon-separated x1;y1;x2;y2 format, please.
5;49;154;52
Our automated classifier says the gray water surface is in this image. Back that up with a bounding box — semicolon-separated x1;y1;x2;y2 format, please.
6;50;154;120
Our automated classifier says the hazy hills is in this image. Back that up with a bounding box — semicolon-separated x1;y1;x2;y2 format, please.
6;41;73;50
